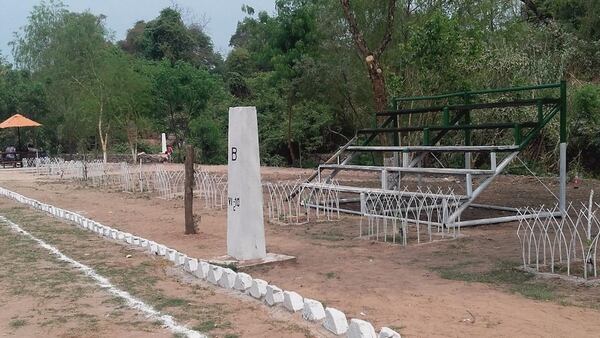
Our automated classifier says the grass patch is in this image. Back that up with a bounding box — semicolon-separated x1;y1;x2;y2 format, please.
311;229;345;241
153;296;188;310
193;320;217;332
512;283;556;301
9;319;27;329
433;261;559;302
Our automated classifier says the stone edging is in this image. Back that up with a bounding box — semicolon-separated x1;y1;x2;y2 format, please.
0;186;401;338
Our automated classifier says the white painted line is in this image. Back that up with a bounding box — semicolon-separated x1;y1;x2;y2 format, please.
0;216;205;338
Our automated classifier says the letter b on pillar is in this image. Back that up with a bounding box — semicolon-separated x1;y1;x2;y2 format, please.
227;107;267;260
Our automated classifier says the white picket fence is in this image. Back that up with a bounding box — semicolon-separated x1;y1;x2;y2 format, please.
28;158;227;209
518;195;599;280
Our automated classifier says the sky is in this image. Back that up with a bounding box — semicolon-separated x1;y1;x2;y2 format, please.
0;0;276;62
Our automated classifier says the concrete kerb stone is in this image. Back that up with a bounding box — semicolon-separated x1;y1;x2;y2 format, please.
0;187;396;336
283;291;303;312
347;319;377;338
233;272;253;292
176;252;186;266
207;265;223;285
323;307;349;335
265;285;284;306
218;268;237;289
184;257;199;273
378;327;401;338
195;261;210;279
149;242;159;255
249;279;268;299
167;249;178;263
302;298;326;321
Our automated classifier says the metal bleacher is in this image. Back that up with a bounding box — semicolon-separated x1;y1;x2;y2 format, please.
299;82;568;228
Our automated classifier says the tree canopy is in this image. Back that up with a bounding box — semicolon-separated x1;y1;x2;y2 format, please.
1;0;599;174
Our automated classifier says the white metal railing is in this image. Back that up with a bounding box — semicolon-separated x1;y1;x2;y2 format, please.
517;194;599;280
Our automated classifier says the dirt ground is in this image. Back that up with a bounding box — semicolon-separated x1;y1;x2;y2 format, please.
1;166;600;337
0;199;326;338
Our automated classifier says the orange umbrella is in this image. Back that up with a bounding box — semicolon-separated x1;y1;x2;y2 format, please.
0;114;41;128
0;114;42;149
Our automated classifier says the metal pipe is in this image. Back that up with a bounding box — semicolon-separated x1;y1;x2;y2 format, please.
560;142;567;213
469;203;520;212
318;163;494;175
393;83;560;103
381;169;388;190
302;203;363;215
346;145;519;152
448;211;562;228
445;151;519;225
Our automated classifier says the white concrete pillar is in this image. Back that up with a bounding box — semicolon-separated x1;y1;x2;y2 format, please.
227;107;266;260
161;133;167;153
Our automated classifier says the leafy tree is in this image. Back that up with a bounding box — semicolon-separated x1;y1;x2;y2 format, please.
152;60;224;147
120;7;223;70
339;0;397;113
227;0;329;165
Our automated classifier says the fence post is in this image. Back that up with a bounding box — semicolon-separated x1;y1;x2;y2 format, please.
184;144;197;234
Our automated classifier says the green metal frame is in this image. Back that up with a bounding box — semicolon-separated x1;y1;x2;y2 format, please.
359;81;567;151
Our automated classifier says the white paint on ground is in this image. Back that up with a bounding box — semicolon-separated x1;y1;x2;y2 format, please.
0;216;205;338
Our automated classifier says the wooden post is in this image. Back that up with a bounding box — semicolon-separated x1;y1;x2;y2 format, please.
184;144;197;234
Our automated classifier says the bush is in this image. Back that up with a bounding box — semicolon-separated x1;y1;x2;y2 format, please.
188;117;226;164
569;84;600;175
137;141;161;154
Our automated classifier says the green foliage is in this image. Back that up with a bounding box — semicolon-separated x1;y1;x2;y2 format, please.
569;84;600;173
120;8;222;70
3;0;600;174
188;117;226;164
152;60;224;140
572;84;600;123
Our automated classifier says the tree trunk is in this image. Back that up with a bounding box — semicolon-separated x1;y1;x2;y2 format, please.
98;102;109;164
184;144;197;234
367;58;389;114
339;0;397;151
130;144;137;163
339;0;396;113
